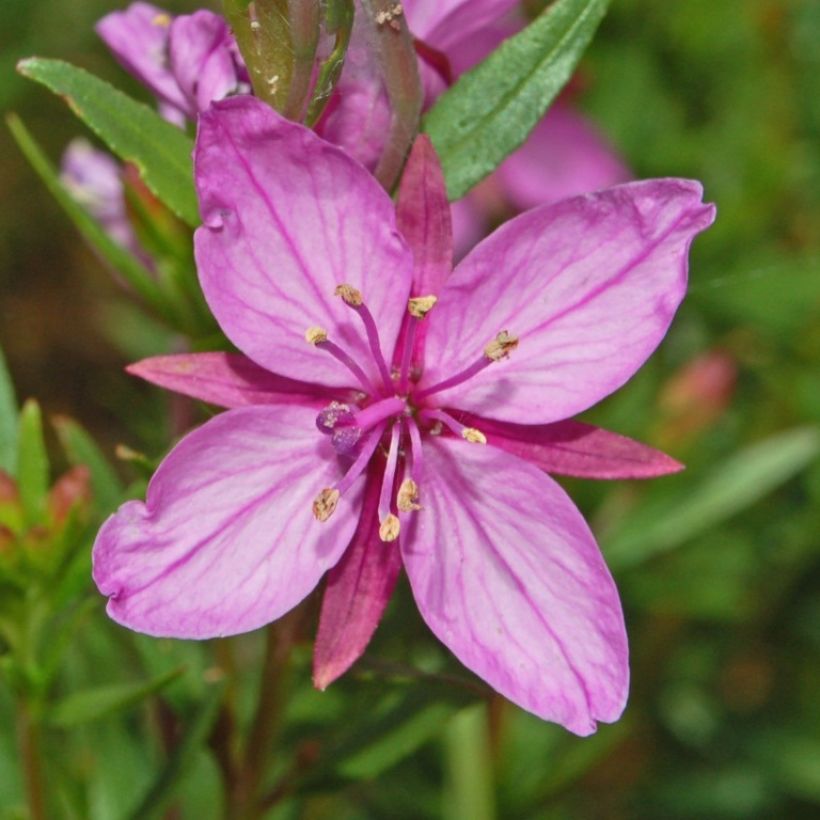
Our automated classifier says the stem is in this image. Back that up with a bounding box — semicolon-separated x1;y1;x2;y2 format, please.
443;704;496;820
17;700;46;820
283;0;321;121
359;0;423;190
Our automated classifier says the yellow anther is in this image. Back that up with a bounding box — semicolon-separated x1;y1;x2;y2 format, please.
379;513;401;542
305;326;328;345
152;13;172;26
462;427;487;445
397;478;421;512
484;330;519;361
334;284;363;307
312;488;340;522
408;295;438;319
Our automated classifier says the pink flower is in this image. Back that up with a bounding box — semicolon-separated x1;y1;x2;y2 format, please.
92;97;715;735
96;2;248;124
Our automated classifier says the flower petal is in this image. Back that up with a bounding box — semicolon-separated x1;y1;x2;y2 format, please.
96;2;190;117
127;353;340;409
401;437;628;734
496;104;632;212
168;11;244;113
452;412;683;479
421;180;716;424
195;97;413;390
93;405;363;638
313;462;402;689
404;0;520;53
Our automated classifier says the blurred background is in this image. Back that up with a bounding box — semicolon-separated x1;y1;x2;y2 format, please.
1;0;819;817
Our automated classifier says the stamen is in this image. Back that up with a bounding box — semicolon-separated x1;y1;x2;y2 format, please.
414;330;519;400
405;416;424;484
335;283;394;392
399;294;438;393
306;326;378;394
378;423;402;542
312;488;340;522
397;479;421;513
419;409;486;444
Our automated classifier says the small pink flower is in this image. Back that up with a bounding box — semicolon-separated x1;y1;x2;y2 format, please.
93;97;715;735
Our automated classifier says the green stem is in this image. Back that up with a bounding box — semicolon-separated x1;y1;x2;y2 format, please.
359;0;423;191
17;700;46;820
443;704;496;820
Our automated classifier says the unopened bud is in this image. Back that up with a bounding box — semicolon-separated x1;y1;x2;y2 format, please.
484;330;518;361
462;427;486;444
397;478;421;512
408;295;438;319
306;326;328;345
379;513;401;542
334;284;363;307
313;488;340;522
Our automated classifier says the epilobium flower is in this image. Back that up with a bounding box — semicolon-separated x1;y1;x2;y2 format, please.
93;97;715;735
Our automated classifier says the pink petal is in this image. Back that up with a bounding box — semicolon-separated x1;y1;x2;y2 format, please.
169;11;244;113
396;135;453;297
127;353;340;409
93;405;363;638
496;104;632;212
421;180;717;424
313;462;402;689
401;437;628;734
451;412;683;479
96;2;190;118
195;97;413;391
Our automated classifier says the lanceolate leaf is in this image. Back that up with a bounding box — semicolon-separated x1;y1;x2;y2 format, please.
6;114;169;319
423;0;611;200
16;399;49;526
16;58;198;225
0;343;17;473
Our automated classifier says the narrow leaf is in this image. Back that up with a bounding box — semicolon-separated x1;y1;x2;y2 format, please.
16;58;198;225
423;0;611;199
53;415;124;515
6;113;169;318
16;399;49;526
0;343;17;473
605;428;820;569
48;666;184;728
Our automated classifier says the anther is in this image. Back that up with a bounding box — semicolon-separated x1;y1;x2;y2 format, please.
397;478;421;512
313;488;340;522
379;513;401;542
334;284;363;307
462;428;487;445
305;326;328;345
408;295;438;319
484;330;519;361
152;13;172;26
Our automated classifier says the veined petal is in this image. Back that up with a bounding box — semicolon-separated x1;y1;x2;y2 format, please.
401;437;628;734
452;412;683;479
313;462;402;689
195;97;413;390
496;104;632;212
96;2;190;117
404;0;520;53
127;353;341;409
169;11;243;113
421;180;716;424
93;405;363;638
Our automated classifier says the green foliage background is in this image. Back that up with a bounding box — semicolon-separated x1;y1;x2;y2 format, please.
0;0;819;817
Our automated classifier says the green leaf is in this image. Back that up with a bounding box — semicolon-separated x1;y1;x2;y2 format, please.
605;428;820;569
423;0;610;199
16;399;49;526
16;57;198;226
6;113;170;319
47;666;184;728
0;342;17;473
52;415;124;515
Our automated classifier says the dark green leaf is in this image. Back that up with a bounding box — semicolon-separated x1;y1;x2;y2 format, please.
16;399;49;526
423;0;610;199
0;342;17;473
16;58;198;225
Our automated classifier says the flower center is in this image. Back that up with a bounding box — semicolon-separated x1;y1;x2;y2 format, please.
308;284;518;541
